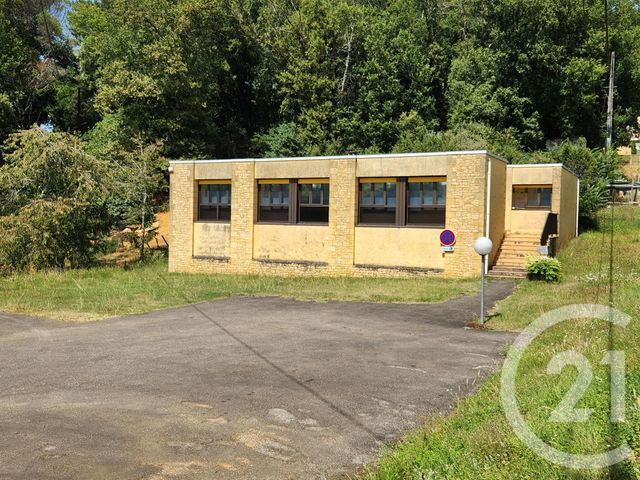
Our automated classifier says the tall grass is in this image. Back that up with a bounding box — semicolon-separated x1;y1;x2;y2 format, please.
0;255;477;321
360;206;640;479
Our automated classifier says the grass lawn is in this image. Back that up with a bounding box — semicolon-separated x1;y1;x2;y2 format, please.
359;205;640;479
0;256;478;322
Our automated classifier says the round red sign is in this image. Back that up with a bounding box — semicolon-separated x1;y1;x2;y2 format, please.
440;229;456;246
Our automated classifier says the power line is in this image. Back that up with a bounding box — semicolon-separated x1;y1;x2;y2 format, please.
608;197;615;316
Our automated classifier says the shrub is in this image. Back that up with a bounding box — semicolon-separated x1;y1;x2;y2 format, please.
0;129;113;273
0;200;102;273
526;256;562;282
579;181;609;228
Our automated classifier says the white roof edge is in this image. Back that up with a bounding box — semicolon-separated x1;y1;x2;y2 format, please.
508;163;580;178
169;150;505;165
508;163;563;167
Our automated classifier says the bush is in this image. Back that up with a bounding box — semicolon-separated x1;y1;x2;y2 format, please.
0;129;113;273
526;257;562;282
579;181;609;228
0;200;105;273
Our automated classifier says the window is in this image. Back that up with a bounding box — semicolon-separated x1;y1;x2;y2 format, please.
258;179;330;224
359;179;397;224
258;181;290;222
407;177;447;226
358;177;447;227
299;180;329;223
198;181;231;221
512;185;552;209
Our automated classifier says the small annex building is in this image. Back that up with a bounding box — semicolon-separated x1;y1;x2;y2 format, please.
168;151;579;278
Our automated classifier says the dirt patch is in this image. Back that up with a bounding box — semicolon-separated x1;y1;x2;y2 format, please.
100;213;169;267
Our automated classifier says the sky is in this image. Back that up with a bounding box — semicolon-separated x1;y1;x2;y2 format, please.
52;1;73;38
40;1;74;132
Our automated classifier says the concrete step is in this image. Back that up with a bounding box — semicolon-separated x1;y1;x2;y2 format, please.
496;251;533;256
505;233;541;238
500;240;540;247
500;242;540;247
490;265;527;271
496;250;539;256
498;247;539;253
499;251;538;256
496;253;530;259
491;231;543;278
490;265;528;271
503;234;540;239
496;254;538;260
489;269;528;276
495;262;528;268
488;269;528;279
495;257;529;264
495;262;530;268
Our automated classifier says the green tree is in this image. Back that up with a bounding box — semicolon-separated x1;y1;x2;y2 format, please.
0;128;113;272
447;42;543;149
0;0;73;146
392;112;487;153
352;0;441;152
70;0;268;158
112;140;167;260
52;0;640;158
256;0;448;155
251;122;303;158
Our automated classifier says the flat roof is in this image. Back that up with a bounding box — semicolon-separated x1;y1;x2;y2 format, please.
169;151;580;178
169;150;508;164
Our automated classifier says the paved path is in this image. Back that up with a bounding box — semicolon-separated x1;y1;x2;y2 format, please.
0;281;515;479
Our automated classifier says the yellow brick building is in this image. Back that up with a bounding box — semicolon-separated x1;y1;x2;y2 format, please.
168;151;579;278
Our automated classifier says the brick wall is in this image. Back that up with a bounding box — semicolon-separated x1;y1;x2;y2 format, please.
169;154;497;278
443;154;489;277
168;163;196;272
326;159;357;275
229;162;256;273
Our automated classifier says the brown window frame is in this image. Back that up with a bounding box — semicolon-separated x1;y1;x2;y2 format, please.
358;179;399;225
407;177;447;227
512;185;553;210
258;180;292;223
198;181;231;222
298;180;330;224
257;179;330;225
358;177;447;228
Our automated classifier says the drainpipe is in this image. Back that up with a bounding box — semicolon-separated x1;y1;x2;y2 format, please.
191;161;196;258
576;179;580;237
484;158;492;274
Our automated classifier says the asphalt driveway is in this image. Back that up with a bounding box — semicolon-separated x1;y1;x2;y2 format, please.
0;281;515;480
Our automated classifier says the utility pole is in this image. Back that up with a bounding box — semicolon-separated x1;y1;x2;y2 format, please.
606;51;615;149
